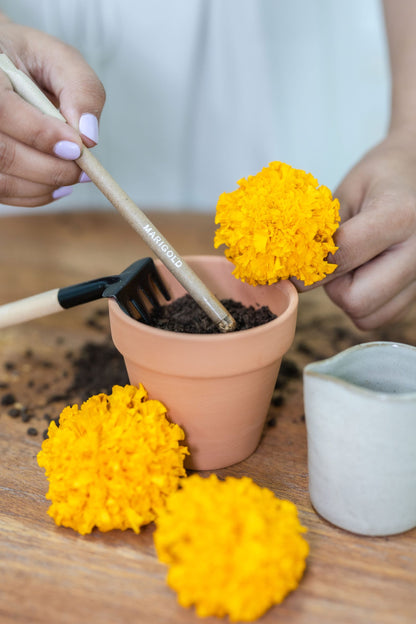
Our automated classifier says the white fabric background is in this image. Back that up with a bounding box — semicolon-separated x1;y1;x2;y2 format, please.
0;0;389;214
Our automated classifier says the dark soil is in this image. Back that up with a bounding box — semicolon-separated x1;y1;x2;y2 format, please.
146;294;276;334
65;341;129;403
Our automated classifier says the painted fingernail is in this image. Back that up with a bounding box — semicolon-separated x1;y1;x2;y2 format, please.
52;186;73;200
79;113;99;144
53;141;81;160
79;171;91;183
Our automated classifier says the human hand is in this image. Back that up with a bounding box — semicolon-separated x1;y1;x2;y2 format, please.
0;15;105;206
312;130;416;330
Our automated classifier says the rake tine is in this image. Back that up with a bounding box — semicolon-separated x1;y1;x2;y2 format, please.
127;295;151;325
139;276;160;310
150;266;171;302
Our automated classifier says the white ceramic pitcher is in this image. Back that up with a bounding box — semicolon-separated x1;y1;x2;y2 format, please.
303;341;416;536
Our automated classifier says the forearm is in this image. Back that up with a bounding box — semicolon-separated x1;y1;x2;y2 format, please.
383;0;416;133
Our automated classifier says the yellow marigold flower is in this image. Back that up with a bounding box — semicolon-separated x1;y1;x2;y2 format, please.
37;384;188;535
154;474;309;622
214;161;340;286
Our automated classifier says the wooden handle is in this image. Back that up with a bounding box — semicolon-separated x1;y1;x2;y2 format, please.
0;54;236;333
0;289;62;328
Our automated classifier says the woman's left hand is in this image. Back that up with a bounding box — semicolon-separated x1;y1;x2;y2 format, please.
302;129;416;330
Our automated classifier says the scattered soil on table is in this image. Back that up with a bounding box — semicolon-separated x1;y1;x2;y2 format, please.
0;309;128;440
147;294;276;333
67;340;129;403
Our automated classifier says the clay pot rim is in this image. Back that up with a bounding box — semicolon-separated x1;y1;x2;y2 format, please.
109;254;298;342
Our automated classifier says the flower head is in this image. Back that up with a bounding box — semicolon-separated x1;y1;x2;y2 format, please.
214;161;340;286
154;474;309;621
37;384;188;535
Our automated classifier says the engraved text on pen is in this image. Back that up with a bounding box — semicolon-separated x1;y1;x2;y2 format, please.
142;225;183;267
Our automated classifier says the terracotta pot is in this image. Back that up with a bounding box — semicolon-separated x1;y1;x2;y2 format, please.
108;255;298;470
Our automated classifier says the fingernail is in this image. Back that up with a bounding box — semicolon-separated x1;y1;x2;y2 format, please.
52;186;73;200
79;113;99;144
79;171;91;183
53;141;81;160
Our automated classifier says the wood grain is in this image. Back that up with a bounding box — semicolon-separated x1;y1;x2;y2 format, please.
0;210;415;624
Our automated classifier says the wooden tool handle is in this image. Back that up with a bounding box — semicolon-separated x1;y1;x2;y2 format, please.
0;54;236;333
0;289;62;328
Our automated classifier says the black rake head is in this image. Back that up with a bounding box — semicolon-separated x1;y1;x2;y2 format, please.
102;258;171;324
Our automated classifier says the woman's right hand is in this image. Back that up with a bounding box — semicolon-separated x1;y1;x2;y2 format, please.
0;14;106;207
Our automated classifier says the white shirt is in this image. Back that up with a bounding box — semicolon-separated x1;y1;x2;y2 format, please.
0;0;389;214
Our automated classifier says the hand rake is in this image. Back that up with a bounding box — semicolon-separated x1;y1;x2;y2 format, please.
0;258;170;328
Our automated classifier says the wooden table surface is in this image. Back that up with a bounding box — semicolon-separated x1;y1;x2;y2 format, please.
0;210;415;624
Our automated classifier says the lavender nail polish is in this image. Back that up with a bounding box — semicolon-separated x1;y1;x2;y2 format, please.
79;113;99;144
79;171;91;183
52;186;73;200
53;141;81;160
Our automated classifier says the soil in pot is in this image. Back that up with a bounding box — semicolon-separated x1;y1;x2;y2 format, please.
146;294;276;334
